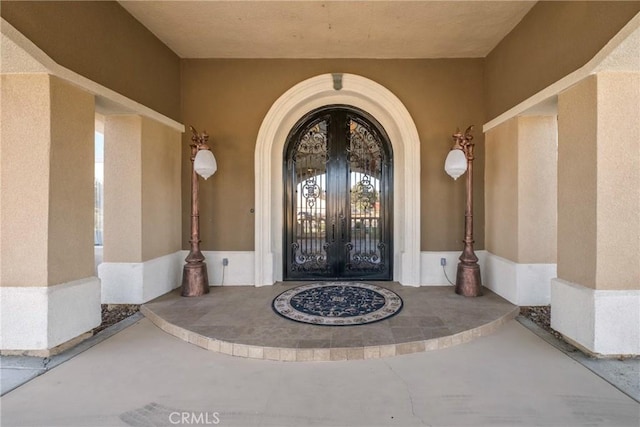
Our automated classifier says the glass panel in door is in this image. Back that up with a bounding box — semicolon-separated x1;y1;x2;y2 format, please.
284;107;392;280
344;117;388;277
289;119;330;276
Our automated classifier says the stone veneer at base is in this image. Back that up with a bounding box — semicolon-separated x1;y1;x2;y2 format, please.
0;277;101;352
484;252;557;306
99;252;182;304
551;278;640;356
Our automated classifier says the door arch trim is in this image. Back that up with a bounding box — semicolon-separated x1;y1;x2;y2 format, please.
255;73;421;286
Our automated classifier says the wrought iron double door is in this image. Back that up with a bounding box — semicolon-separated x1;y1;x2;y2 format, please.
284;106;392;280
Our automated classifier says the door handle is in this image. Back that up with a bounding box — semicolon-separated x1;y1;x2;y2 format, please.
340;215;346;241
332;223;336;242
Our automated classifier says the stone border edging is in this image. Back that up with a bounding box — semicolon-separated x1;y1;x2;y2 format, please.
141;305;519;362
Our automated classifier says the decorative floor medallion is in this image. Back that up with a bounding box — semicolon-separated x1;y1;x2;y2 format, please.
272;282;403;326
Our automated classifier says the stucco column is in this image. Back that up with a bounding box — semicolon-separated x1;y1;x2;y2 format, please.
484;115;558;305
103;116;144;264
553;72;640;356
99;116;182;303
0;74;100;353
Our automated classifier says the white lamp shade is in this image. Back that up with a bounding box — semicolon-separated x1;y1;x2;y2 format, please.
194;149;217;180
444;149;467;180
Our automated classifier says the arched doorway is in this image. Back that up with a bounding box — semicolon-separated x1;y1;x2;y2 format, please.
254;73;421;286
284;105;393;280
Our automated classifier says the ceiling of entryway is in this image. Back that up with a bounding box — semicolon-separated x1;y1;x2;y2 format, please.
118;1;537;58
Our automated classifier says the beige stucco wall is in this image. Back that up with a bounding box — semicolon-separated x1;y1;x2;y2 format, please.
595;73;639;290
104;116;143;263
485;116;557;264
104;115;182;263
558;73;639;290
181;59;486;252
517;116;557;264
558;77;598;288
485;1;640;120
1;74;51;287
1;1;181;121
47;76;95;285
485;118;518;260
141;117;182;261
1;74;94;287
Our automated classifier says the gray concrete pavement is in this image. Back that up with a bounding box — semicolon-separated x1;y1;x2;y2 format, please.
516;316;640;402
1;313;144;396
1;318;638;426
0;356;46;396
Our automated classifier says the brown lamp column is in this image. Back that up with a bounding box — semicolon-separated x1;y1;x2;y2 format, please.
182;126;217;297
444;126;482;297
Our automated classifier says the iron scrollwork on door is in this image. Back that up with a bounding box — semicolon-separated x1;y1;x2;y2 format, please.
288;119;331;274
345;116;389;274
284;106;392;280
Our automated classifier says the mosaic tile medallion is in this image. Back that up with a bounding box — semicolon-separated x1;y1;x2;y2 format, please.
272;282;403;326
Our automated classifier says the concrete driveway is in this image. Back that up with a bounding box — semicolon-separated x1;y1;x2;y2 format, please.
1;318;638;426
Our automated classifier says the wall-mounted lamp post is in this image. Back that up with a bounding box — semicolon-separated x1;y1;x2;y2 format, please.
444;125;482;297
182;126;217;297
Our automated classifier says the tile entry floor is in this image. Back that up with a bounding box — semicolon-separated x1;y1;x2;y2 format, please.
142;283;519;360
